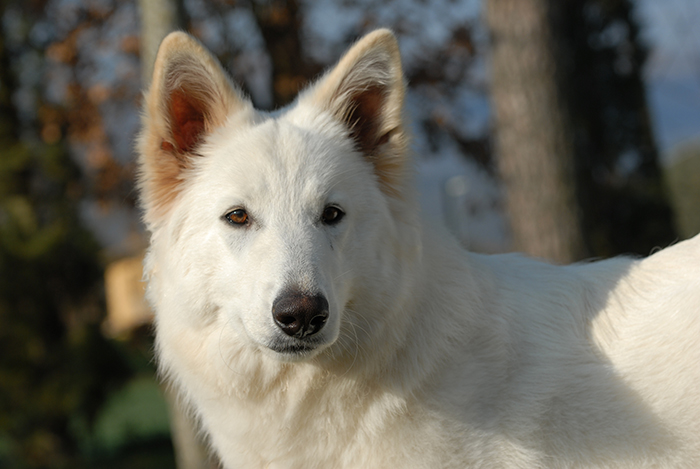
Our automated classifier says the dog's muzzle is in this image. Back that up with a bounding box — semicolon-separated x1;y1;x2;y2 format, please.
272;290;329;339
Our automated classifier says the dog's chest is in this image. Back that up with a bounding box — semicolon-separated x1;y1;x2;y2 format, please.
199;377;440;468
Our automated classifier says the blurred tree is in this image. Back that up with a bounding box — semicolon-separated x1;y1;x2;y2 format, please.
137;2;217;467
0;2;130;467
138;0;187;86
561;0;676;257
487;0;675;261
486;0;585;263
251;0;321;108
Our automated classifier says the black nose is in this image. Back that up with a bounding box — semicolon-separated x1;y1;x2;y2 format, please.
272;291;329;338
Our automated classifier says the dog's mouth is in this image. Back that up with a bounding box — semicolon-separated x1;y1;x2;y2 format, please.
266;338;324;360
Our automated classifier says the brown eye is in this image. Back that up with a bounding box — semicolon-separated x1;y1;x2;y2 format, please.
322;205;345;225
225;208;248;226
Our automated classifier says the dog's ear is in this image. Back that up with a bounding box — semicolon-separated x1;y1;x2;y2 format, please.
301;29;408;197
138;32;249;226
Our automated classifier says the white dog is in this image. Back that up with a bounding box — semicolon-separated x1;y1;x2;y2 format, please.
138;29;700;468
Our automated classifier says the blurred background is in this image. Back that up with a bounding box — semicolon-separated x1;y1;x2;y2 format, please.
0;0;698;467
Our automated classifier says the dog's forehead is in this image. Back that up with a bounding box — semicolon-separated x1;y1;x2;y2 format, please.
200;114;364;201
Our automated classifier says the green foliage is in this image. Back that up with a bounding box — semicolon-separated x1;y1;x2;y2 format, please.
0;137;133;467
0;2;175;467
88;375;171;456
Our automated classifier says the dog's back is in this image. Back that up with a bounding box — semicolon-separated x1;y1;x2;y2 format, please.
452;235;700;467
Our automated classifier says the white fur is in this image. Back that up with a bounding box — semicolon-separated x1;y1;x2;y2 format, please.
139;30;700;468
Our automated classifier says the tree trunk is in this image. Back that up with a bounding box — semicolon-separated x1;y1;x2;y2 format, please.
486;0;585;263
137;2;214;468
138;0;187;86
252;0;322;108
561;0;676;258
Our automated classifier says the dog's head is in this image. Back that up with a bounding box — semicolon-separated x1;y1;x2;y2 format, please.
138;30;418;366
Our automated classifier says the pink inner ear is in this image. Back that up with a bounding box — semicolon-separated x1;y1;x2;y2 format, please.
346;86;386;155
169;89;206;153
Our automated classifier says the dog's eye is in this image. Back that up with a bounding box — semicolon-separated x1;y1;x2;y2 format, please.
322;205;345;225
225;208;249;226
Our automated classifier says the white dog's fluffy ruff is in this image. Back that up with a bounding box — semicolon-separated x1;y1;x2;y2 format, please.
138;29;700;468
